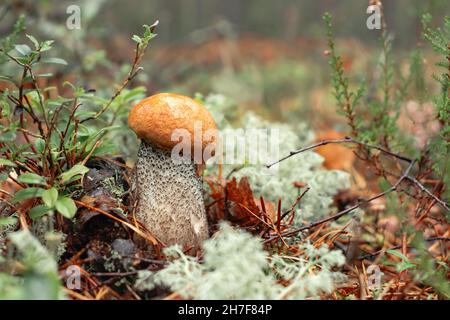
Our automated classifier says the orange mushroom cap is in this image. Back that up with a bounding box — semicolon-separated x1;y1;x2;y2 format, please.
128;93;218;157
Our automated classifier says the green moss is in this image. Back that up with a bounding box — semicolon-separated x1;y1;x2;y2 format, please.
100;176;126;201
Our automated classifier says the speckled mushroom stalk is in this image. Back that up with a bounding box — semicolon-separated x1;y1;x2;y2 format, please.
128;93;217;252
134;141;208;251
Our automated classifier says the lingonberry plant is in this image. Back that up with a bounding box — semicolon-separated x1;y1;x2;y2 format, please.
0;22;157;224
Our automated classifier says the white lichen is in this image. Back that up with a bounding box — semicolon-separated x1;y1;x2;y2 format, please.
204;94;350;223
135;222;346;299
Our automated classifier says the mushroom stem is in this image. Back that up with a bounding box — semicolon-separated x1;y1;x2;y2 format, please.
134;141;209;252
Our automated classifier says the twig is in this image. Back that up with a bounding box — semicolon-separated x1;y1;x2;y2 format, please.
266;136;412;169
0;48;51;132
358;237;450;260
267;137;449;212
91;271;138;277
0;188;13;198
279;187;310;222
122;255;166;265
16;127;42;138
81;139;102;165
264;160;416;243
80;21;158;124
405;176;450;212
226;165;245;179
74;200;161;246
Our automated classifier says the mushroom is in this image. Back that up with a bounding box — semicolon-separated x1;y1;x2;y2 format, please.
128;93;217;252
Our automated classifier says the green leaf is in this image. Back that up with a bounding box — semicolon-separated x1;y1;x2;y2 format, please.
122;87;146;102
17;173;47;185
387;249;410;262
397;262;416;272
0;216;17;226
0;159;17;167
0;100;11;117
24;272;63;300
15;56;29;65
29;205;52;220
41;188;58;208
90;143;115;157
132;35;142;44
39;40;54;52
55;197;77;219
437;260;450;271
59;164;89;184
82;125;120;154
12;188;44;203
34;138;46;153
41;57;68;65
0;131;16;142
26;34;39;50
14;44;32;56
34;73;54;78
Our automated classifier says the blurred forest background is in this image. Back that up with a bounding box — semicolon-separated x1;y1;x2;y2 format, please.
1;0;448;132
3;0;446;43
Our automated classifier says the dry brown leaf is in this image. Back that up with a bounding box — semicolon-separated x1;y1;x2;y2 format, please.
315;130;355;171
225;177;261;225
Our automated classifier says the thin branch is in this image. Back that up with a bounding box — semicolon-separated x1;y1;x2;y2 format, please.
266;136;412;169
266;137;449;212
405;176;450;212
0;188;13;198
91;271;138;277
80;20;158;124
264;160;416;243
279;187;310;222
358;237;450;260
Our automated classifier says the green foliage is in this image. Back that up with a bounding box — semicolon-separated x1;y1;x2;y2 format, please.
0;20;156;228
322;13;362;137
380;233;450;298
323;12;417;150
54;197;77;219
384;250;417;273
0;15;25;65
132;23;158;47
0;5;447;301
59;164;89;185
422;14;450;200
0;230;65;299
0;20;156;297
323;11;450;201
324;11;450;298
411;233;450;298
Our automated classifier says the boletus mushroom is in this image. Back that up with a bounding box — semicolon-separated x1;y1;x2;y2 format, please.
128;93;217;253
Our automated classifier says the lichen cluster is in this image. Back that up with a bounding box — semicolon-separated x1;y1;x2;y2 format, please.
134;222;346;299
204;94;350;222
